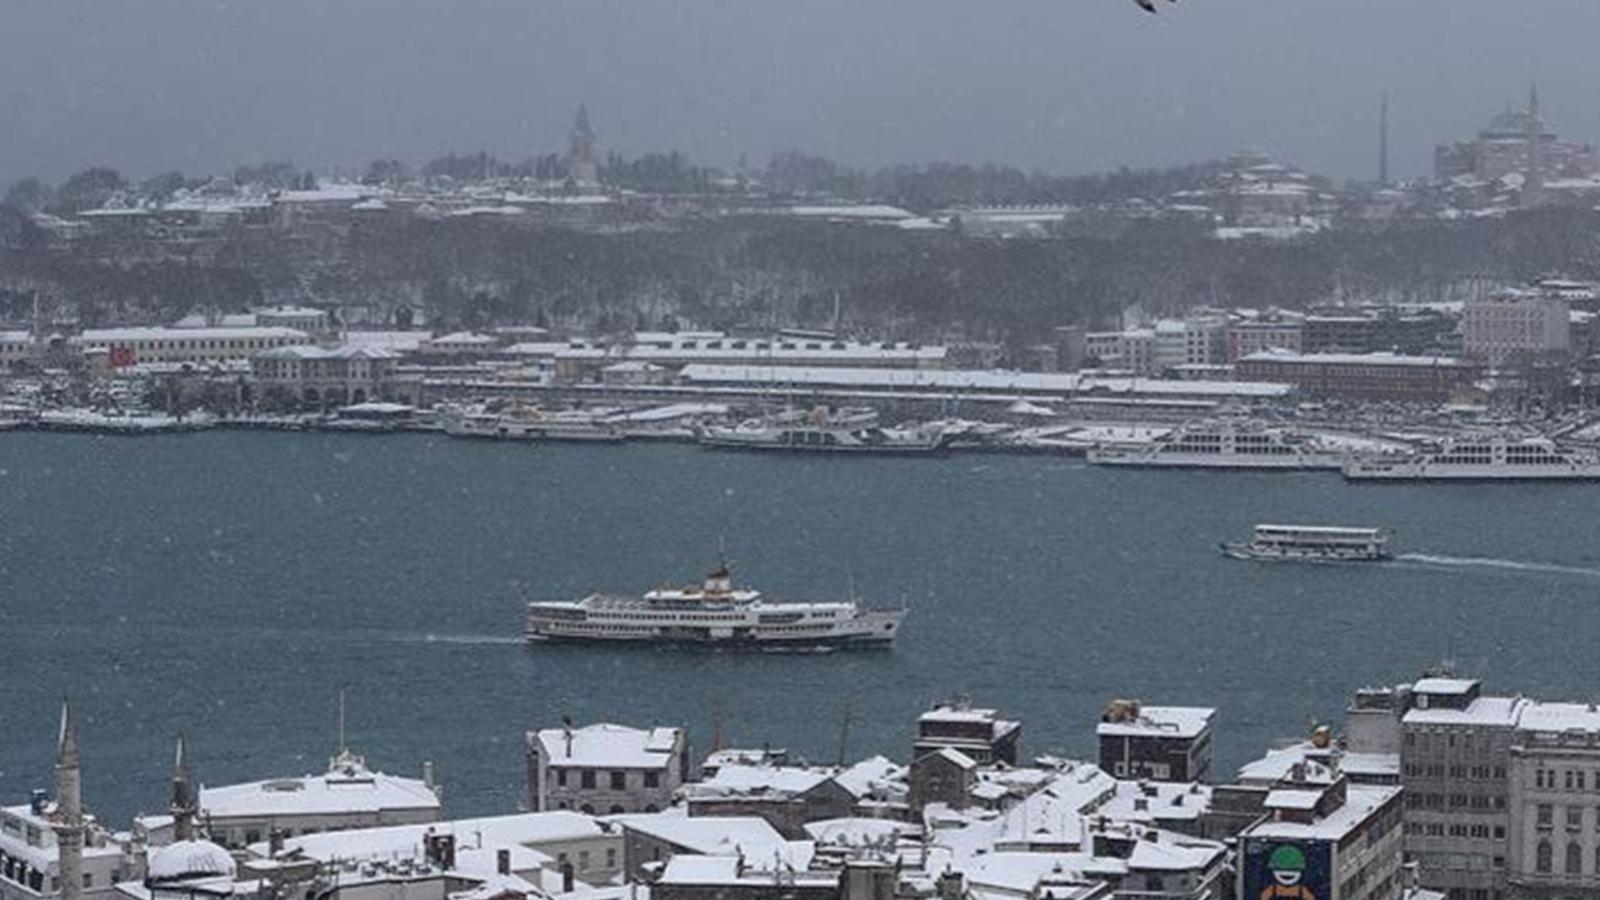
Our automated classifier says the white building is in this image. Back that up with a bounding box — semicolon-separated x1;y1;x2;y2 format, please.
137;749;441;850
1461;291;1571;364
1506;702;1600;899
259;810;623;889
78;327;310;369
1087;317;1225;375
525;723;688;815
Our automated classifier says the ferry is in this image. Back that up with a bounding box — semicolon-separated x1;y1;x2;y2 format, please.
1221;524;1394;562
524;564;907;648
1086;420;1344;470
1341;435;1600;481
443;406;626;443
698;418;947;455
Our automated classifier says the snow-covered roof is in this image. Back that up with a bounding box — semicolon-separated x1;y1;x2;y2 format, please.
200;761;439;819
1263;789;1323;811
264;811;604;864
1097;707;1214;739
1097;780;1211;823
789;205;913;220
534;723;681;769
1403;696;1527;728
608;811;808;867
684;764;833;800
803;818;910;847
1241;348;1467;368
255;344;398;361
429;331;500;347
342;331;429;353
1244;785;1401;841
79;326;308;343
832;756;905;800
677;364;1291;399
928;748;977;771
1412;677;1478;695
148;839;238;881
1518;702;1600;735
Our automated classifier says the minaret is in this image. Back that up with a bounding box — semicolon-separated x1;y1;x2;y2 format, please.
54;700;85;900
170;734;196;842
1524;83;1544;208
569;104;600;187
1378;93;1390;187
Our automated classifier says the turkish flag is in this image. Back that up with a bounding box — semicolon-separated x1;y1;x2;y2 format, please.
110;346;136;367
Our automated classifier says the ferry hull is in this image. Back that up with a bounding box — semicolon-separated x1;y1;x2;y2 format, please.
699;437;946;456
1342;464;1600;482
1089;452;1340;470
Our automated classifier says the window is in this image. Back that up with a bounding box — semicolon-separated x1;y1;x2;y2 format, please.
556;768;567;787
1567;842;1582;875
606;848;617;868
1537;840;1552;873
609;771;626;790
580;769;596;789
1568;806;1583;829
1538;804;1553;826
579;851;590;870
644;770;660;788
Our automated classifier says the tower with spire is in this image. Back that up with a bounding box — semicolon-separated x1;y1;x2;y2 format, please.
1378;93;1390;187
170;734;197;842
54;700;85;900
1523;83;1545;208
568;104;601;189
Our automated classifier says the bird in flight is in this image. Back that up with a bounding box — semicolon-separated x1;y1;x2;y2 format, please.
1133;0;1177;12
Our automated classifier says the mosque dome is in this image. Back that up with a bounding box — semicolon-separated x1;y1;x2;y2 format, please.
147;839;237;883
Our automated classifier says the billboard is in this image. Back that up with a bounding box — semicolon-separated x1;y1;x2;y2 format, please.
1241;837;1332;900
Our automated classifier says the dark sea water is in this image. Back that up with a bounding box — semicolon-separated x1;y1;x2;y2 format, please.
2;432;1599;828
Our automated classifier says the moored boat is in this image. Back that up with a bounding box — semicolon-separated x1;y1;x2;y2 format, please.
1342;435;1600;481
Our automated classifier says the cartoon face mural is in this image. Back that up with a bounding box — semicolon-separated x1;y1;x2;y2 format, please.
1243;838;1331;900
1269;844;1306;886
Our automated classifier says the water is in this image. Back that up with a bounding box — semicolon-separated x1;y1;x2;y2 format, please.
2;431;1598;827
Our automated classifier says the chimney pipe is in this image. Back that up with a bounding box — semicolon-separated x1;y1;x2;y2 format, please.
496;848;511;876
561;861;575;892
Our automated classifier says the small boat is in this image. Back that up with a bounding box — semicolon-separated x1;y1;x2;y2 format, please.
1221;524;1394;562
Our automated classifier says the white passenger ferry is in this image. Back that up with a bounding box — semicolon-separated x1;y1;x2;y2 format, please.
524;565;907;648
442;406;626;443
1221;525;1394;562
1342;435;1600;481
1086;420;1344;470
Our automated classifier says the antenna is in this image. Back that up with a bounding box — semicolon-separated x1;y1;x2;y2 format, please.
337;688;347;755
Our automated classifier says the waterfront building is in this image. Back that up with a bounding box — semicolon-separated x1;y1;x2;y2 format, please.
1400;677;1526;900
1504;703;1600;900
1236;349;1477;402
250;344;401;407
1097;701;1215;783
0;704;135;900
524;723;688;815
1461;291;1571;365
914;701;1021;767
78;327;310;370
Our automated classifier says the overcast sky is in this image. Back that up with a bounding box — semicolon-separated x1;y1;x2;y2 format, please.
3;0;1598;186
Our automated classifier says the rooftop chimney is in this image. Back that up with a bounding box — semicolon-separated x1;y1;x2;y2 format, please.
496;848;511;876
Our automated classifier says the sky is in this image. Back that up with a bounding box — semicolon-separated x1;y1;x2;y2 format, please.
2;0;1599;186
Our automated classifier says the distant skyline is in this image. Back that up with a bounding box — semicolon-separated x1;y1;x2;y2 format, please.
2;0;1598;186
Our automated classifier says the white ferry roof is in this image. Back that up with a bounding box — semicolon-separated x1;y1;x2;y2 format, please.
534;723;681;769
1254;524;1388;538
